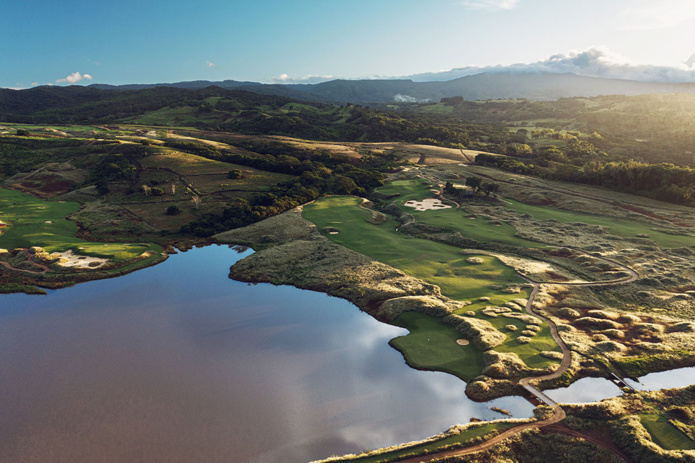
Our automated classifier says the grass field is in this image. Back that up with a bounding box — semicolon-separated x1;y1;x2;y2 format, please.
303;195;559;372
303;196;525;300
380;179;695;249
391;312;485;380
0;188;160;260
506;199;695;249
341;421;517;463
639;414;695;450
378;180;544;248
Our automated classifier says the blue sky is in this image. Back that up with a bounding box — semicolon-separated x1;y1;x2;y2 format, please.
2;0;695;88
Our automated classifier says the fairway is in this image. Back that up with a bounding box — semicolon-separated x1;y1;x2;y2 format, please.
303;195;559;373
303;196;525;300
379;180;544;248
0;188;161;261
639;414;695;450
506;199;695;249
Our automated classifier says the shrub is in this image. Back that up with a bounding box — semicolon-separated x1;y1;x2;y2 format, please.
228;169;243;179
151;187;164;196
166;205;181;216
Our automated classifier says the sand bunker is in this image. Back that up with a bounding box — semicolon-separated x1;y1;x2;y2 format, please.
456;339;470;346
403;198;452;211
50;250;110;269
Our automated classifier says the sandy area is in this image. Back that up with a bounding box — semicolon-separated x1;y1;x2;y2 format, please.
456;339;470;346
403;198;452;211
50;250;110;269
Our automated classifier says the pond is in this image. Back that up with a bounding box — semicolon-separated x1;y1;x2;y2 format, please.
545;367;695;405
0;245;533;463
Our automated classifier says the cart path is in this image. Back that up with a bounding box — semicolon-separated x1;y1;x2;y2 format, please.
390;209;640;462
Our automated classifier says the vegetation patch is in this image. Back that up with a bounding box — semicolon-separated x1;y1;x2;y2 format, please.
390;312;484;380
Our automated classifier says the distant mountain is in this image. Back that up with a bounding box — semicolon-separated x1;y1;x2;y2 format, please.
83;72;695;104
3;73;695;124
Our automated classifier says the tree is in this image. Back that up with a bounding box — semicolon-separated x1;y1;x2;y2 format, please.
227;169;243;179
191;195;201;210
481;182;500;197
465;176;482;192
166;205;181;215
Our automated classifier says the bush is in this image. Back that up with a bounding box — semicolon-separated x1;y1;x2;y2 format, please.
228;169;243;179
166;205;181;216
151;187;164;196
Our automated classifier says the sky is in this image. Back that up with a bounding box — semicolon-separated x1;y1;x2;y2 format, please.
2;0;695;89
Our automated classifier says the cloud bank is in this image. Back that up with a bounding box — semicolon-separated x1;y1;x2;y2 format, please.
406;47;695;83
461;0;519;10
272;73;334;84
56;72;93;84
620;0;695;30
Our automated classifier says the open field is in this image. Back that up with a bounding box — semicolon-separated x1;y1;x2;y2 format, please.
0;188;159;260
639;414;695;451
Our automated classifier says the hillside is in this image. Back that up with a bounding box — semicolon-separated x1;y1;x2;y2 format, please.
83;72;695;104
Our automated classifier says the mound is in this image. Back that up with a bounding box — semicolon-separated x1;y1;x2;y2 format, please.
443;314;506;350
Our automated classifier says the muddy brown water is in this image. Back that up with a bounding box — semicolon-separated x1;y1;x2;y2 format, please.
0;245;533;463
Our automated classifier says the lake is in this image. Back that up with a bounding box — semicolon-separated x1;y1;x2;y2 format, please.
0;245;533;463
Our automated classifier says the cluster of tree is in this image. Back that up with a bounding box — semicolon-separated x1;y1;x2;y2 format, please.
1;85;482;148
443;176;500;199
179;140;400;236
402;93;695;168
476;153;695;205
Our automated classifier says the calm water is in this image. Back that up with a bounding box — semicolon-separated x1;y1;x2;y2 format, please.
545;367;695;404
0;245;532;463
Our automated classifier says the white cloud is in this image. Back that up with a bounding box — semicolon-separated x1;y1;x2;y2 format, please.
686;53;695;69
394;94;431;103
620;0;695;30
271;73;334;84
206;61;216;68
406;46;695;83
461;0;519;10
56;72;93;84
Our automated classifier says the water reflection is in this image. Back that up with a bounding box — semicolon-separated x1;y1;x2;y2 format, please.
636;367;695;391
545;377;623;404
0;245;532;463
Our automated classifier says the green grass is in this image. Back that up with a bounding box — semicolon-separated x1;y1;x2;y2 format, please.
379;179;695;249
303;195;559;371
506;199;695;248
391;312;484;380
378;180;544;248
0;188;160;260
304;196;524;300
639;414;695;450
343;421;516;463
